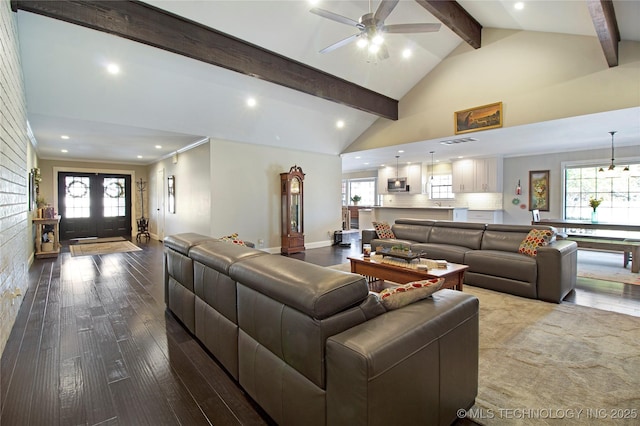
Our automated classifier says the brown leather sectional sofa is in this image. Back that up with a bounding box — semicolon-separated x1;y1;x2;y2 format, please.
363;219;578;303
164;232;479;425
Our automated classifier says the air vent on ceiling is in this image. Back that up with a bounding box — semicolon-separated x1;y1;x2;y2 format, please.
440;137;478;145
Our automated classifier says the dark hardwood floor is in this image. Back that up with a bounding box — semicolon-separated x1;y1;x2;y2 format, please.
2;236;639;425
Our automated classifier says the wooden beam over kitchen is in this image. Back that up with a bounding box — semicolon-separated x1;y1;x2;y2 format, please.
587;0;620;67
415;0;482;49
11;0;398;120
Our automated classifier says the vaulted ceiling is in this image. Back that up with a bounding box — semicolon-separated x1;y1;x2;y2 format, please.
13;1;640;170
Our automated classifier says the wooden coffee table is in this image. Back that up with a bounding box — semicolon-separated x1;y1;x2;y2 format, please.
347;254;468;291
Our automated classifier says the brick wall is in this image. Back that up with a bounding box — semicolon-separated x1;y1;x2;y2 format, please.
0;0;30;356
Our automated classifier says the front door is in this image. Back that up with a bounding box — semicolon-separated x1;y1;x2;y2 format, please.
58;172;132;240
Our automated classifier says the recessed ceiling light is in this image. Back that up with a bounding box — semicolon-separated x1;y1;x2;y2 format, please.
402;49;412;59
364;162;369;165
514;2;524;10
336;120;345;128
398;150;404;153
247;97;257;107
137;155;143;159
106;63;120;74
60;135;70;140
155;145;162;149
61;149;68;153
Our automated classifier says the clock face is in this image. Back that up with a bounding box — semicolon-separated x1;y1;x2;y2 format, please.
291;177;300;194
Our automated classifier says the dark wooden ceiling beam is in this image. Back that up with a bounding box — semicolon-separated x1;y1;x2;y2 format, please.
11;0;398;120
587;0;620;67
415;0;482;49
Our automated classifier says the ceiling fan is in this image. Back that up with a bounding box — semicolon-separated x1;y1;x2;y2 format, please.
310;0;441;59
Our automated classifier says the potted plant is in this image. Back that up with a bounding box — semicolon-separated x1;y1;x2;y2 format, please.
589;196;603;223
350;195;361;205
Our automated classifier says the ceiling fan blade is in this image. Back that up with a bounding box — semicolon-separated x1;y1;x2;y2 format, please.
383;23;442;34
374;0;399;22
310;8;362;29
319;33;361;53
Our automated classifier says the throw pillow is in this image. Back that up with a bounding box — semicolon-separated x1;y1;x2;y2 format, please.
378;278;444;310
518;229;554;257
372;221;395;239
219;233;247;246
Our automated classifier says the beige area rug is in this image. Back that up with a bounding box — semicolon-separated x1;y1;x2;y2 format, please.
69;240;142;257
465;286;640;425
577;249;640;285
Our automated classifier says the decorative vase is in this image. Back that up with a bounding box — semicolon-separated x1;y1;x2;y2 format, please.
591;209;598;223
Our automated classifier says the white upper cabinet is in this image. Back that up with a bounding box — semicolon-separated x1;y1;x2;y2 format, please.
378;164;422;194
452;159;475;193
452;157;503;193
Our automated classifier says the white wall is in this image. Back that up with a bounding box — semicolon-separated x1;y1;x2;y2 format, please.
210;139;343;251
502;145;640;225
0;0;29;355
346;29;640;152
148;142;211;238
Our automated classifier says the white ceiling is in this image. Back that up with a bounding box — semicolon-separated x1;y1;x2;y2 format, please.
16;0;640;169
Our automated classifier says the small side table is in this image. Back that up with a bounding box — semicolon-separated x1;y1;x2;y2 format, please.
33;215;61;259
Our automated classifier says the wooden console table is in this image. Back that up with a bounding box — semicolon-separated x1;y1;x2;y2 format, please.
534;219;640;233
534;219;640;273
33;215;61;259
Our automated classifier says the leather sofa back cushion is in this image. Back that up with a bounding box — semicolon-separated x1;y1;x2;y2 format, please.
230;254;370;320
428;223;485;249
392;223;431;242
164;233;215;255
237;284;378;388
190;240;267;275
482;224;556;253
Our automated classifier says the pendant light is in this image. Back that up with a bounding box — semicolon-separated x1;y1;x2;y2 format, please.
598;131;629;174
394;155;401;187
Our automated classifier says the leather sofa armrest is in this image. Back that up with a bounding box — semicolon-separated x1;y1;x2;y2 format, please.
361;229;376;251
326;290;478;425
536;240;578;303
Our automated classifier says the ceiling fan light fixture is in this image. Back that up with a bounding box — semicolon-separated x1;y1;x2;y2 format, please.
368;44;380;54
357;38;368;48
372;34;384;45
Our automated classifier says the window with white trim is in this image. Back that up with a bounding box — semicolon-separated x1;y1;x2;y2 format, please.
564;163;640;223
429;174;454;199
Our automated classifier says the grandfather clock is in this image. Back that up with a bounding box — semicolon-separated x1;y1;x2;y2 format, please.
280;165;305;255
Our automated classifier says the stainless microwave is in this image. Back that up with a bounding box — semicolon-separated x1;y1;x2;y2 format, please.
387;177;409;192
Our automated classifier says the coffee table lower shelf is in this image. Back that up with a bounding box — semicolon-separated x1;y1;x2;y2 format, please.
348;255;468;292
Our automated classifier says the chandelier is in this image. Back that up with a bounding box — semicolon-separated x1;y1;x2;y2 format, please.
598;131;629;173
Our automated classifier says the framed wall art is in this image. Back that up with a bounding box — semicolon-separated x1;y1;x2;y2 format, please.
168;175;175;213
529;170;550;211
454;101;503;134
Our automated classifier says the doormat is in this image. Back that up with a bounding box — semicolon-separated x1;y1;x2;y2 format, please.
70;236;126;245
69;240;142;257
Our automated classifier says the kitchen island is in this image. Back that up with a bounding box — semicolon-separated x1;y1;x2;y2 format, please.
359;206;468;229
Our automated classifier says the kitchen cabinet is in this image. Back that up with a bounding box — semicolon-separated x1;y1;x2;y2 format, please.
452;157;503;193
474;157;503;192
452;159;475;193
467;210;503;224
378;164;422;194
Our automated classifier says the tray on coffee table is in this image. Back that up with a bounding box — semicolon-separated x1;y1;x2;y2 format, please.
378;249;427;263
